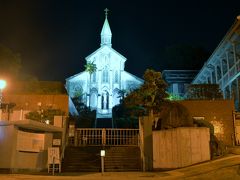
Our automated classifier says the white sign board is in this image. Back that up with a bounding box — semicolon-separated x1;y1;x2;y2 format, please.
17;130;44;152
48;147;60;164
53;139;61;146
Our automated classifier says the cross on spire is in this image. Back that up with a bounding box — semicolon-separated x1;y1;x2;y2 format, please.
104;8;109;18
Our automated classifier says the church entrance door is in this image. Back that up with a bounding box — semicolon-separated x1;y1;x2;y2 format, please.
101;91;109;113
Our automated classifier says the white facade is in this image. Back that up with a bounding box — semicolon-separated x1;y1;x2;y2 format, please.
66;12;143;118
192;16;240;110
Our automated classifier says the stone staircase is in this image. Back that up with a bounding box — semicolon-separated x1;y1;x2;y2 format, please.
62;146;141;172
62;146;101;172
104;146;142;171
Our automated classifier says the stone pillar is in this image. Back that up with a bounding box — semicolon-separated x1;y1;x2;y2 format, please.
220;58;224;80
214;65;218;83
139;115;153;171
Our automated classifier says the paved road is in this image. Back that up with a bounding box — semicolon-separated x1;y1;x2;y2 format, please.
1;155;240;180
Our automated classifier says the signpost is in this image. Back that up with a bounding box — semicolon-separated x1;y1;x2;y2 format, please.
100;150;105;175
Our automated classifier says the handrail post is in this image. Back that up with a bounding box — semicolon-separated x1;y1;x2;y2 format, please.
102;128;106;145
74;129;78;146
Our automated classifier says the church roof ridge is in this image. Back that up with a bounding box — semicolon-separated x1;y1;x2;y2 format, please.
122;71;144;83
85;45;126;62
65;71;87;81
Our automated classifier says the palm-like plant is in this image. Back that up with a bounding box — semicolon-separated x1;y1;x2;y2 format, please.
84;61;97;107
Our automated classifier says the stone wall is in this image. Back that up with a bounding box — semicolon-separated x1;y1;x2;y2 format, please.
153;127;210;169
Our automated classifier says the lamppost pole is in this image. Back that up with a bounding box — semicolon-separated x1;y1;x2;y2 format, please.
0;80;6;109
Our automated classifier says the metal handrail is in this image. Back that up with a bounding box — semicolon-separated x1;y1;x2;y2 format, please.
73;128;139;146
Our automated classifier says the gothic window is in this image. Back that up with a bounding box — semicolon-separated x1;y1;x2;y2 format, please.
92;72;96;83
102;68;109;83
90;93;97;108
90;88;98;108
114;71;118;83
217;66;222;81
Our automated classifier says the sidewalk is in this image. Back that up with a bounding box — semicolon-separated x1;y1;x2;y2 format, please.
1;154;240;179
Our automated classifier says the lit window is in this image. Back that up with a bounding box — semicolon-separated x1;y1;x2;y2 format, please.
102;68;109;83
114;71;118;83
92;72;96;83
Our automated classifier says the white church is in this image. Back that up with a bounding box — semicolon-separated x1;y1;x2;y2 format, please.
66;9;143;118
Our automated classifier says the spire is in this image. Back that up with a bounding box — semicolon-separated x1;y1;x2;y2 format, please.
101;8;112;47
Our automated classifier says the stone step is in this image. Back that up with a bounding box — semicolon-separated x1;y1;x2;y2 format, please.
62;146;141;172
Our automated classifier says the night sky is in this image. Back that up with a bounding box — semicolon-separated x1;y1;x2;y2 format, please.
0;0;239;81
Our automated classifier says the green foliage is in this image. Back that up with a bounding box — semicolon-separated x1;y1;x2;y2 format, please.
117;89;127;102
124;69;168;115
186;84;223;100
25;108;65;124
112;103;142;128
84;61;97;75
167;93;184;101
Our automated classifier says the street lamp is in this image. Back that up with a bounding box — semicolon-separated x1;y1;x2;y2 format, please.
0;80;6;108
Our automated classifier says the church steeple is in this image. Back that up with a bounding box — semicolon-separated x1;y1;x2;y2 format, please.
101;8;112;47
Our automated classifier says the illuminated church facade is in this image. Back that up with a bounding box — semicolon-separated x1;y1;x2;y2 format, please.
66;10;143;118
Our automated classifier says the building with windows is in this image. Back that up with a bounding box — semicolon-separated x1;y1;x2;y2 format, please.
66;11;143;118
162;70;198;98
192;16;240;110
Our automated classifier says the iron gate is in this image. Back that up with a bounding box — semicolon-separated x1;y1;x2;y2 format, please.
69;128;139;146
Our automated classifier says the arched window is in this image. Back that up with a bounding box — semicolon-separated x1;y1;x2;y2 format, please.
102;68;109;83
90;88;98;108
114;71;118;83
92;72;96;83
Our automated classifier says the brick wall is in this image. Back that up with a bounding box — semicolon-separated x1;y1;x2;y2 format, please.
179;100;235;146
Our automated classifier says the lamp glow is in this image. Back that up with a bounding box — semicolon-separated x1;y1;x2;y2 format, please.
0;80;6;90
100;150;105;157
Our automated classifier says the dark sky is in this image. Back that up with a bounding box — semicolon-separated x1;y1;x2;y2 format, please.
0;0;239;81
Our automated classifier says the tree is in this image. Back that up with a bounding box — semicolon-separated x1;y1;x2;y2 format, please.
124;69;168;116
117;89;127;102
185;84;223;100
84;61;97;107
